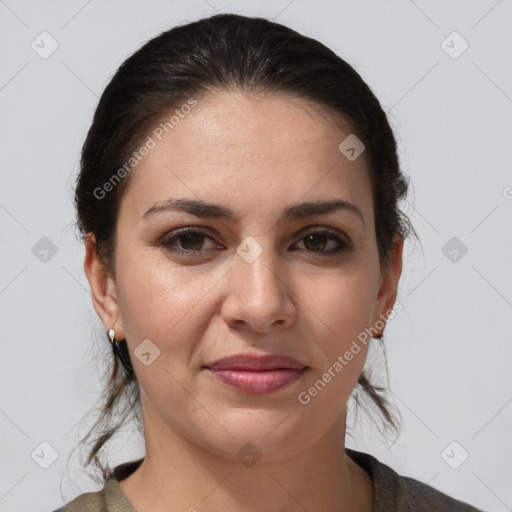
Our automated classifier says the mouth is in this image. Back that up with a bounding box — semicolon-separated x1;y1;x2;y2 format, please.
203;354;309;394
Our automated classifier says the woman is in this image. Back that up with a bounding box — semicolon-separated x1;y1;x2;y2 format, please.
54;13;483;511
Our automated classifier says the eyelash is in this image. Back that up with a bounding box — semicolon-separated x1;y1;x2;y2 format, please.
156;227;352;258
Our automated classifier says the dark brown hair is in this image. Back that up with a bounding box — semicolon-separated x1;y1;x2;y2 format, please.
73;13;415;482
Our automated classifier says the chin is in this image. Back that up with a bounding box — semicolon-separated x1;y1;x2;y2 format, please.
190;408;318;463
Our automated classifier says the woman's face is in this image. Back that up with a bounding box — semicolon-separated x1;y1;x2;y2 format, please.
86;90;402;461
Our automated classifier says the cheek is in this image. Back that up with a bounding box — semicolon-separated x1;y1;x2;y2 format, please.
295;281;372;420
297;267;376;389
115;250;225;362
303;264;378;341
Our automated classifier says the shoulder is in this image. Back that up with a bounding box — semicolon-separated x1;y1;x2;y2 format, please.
51;486;106;512
51;460;142;512
51;480;124;512
346;448;484;511
394;473;483;511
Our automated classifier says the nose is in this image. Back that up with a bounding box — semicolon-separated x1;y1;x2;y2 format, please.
220;243;297;334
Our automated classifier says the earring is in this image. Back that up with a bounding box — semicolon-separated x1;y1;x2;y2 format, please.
107;328;134;374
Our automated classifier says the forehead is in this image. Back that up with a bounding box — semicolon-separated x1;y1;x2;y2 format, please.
120;90;373;223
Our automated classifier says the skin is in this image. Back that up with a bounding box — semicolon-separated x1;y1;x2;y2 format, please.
85;89;403;512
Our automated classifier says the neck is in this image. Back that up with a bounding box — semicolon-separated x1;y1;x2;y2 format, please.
120;405;373;512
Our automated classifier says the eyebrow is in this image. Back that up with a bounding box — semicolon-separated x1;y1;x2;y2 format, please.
142;198;364;226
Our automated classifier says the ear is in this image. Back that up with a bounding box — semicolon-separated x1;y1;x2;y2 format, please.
83;233;126;339
371;235;404;337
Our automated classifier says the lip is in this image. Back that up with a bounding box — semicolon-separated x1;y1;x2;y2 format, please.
206;354;307;371
203;354;308;394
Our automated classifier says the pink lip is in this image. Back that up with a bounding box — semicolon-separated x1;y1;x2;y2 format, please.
204;354;308;394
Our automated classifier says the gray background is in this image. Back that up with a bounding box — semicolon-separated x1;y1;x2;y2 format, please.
1;1;511;511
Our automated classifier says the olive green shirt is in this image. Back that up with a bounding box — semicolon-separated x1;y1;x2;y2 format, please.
52;449;484;511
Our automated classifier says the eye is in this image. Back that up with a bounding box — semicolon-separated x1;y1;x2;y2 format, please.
292;228;352;256
158;228;222;255
156;227;352;258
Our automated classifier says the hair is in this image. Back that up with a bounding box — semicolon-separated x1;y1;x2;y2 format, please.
73;13;416;483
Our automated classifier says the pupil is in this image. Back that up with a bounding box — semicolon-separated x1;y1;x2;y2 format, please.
181;233;203;250
304;234;325;251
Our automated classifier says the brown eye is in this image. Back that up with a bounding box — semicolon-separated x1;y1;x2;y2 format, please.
303;233;329;251
293;229;352;256
157;227;351;258
177;232;206;251
159;228;222;255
